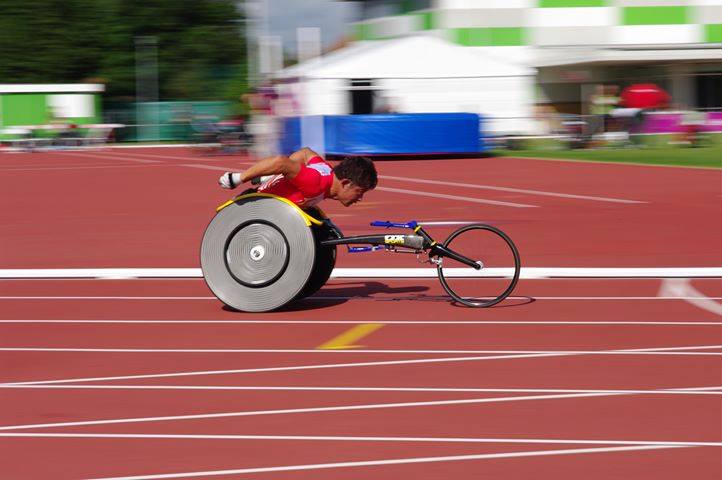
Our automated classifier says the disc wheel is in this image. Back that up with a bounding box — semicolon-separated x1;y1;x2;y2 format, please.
436;224;520;307
201;196;315;312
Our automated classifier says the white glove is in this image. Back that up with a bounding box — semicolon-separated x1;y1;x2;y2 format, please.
218;172;242;189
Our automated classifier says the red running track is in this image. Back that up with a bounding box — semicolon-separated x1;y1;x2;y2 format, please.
2;147;722;267
1;147;722;478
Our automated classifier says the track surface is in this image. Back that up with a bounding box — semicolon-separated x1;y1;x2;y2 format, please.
2;147;722;479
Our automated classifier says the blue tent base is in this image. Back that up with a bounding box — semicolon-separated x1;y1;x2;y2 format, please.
280;113;488;156
325;152;492;160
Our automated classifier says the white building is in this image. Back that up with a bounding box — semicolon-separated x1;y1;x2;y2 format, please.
276;35;536;135
347;0;722;118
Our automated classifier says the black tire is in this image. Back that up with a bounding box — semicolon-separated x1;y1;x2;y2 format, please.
295;210;338;299
437;224;520;307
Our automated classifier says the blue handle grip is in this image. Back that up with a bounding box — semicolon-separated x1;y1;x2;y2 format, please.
348;246;385;253
370;220;418;229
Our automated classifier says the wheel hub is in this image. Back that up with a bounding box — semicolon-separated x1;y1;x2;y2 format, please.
224;222;289;288
250;245;266;261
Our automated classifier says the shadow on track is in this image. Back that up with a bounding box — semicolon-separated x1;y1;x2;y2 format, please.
220;282;534;312
280;281;431;312
449;296;536;309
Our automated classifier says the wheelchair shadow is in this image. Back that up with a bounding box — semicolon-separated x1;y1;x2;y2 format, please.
448;296;536;308
278;281;431;312
220;282;535;312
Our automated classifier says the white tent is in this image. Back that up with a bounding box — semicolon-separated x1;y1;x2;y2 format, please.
276;36;537;135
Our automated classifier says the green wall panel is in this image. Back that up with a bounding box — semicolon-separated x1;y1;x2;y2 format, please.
453;27;525;46
539;0;607;7
2;94;48;126
705;24;722;43
622;6;689;25
418;11;435;30
355;23;374;41
0;92;101;128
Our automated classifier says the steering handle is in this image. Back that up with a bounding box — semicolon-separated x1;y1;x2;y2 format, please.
370;220;418;229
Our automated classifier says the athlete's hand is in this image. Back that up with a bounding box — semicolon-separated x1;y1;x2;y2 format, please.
218;172;242;189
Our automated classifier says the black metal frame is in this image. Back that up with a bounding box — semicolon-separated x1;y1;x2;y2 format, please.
319;225;481;270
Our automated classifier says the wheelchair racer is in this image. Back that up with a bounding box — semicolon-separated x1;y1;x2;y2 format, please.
218;147;377;208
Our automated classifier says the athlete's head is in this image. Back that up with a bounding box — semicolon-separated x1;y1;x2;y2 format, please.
331;156;377;206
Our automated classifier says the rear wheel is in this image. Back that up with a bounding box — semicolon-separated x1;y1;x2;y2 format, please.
436;224;520;307
295;210;338;299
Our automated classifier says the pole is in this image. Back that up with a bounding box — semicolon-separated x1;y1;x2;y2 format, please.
135;36;159;142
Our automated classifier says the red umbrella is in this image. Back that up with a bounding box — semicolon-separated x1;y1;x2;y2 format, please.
620;83;670;109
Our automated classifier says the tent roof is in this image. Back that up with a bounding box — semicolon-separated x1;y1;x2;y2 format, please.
277;35;535;80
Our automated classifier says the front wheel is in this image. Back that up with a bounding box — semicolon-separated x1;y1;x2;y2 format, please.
436;224;520;307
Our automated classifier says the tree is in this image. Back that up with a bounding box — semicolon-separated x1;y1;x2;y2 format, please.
0;0;247;101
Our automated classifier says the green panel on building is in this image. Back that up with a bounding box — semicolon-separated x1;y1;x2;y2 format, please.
539;0;607;7
490;27;525;46
418;11;435;30
2;94;48;126
705;24;722;43
622;6;688;25
355;23;373;41
453;27;525;46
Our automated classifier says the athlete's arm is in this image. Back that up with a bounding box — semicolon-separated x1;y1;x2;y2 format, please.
218;147;320;189
238;155;296;183
288;147;319;166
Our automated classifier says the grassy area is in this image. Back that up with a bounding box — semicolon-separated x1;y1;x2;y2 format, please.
495;135;722;169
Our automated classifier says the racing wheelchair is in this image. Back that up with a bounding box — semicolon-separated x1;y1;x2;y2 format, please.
201;193;521;312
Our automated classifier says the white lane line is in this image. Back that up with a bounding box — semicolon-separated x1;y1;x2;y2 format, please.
0;432;719;447
0;164;169;172
97;148;250;166
99;151;181;161
0;353;565;387
330;267;722;279
102;151;210;162
3;320;722;326
380;174;647;204
3;344;720;387
7;295;722;301
3;267;722;279
72;151;249;170
314;296;722;301
100;150;255;167
0;296;215;300
2;386;720;433
660;279;722;317
0;268;201;279
0;163;130;170
67;151;164;164
81;445;688;479
0;392;619;431
376;186;538;208
178;164;253;172
2;347;722;356
3;384;722;396
514;154;722;171
0;382;718;432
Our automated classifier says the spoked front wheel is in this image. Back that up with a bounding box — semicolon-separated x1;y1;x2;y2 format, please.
436;224;520;307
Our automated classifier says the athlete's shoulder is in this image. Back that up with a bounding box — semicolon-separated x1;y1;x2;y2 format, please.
307;156;332;176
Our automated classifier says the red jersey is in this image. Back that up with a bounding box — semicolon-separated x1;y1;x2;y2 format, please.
257;156;333;208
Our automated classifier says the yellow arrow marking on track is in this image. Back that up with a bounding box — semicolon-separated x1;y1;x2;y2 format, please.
316;323;385;350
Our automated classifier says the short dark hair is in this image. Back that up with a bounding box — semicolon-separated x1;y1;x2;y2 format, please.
332;156;377;190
